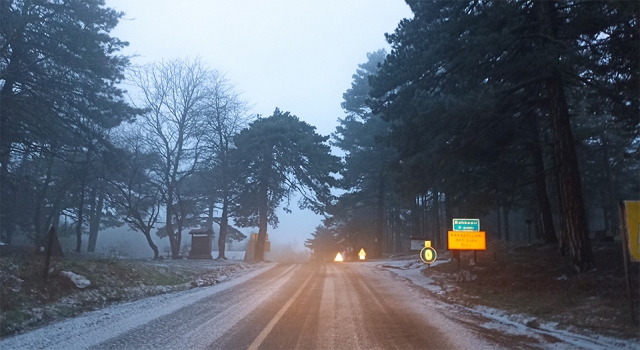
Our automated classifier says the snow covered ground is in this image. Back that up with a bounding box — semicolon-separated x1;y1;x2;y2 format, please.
2;256;637;349
213;250;246;260
0;263;275;349
373;257;639;350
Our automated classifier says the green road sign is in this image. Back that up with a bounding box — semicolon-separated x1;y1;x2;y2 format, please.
420;247;437;264
453;218;480;231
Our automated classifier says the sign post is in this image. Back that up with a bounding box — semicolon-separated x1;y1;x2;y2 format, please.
420;241;437;265
448;218;486;267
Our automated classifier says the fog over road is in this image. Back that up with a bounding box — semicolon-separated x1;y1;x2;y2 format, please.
3;263;501;349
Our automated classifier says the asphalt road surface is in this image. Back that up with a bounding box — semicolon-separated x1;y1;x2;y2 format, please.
3;263;496;349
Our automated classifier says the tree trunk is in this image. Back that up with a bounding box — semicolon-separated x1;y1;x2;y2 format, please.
88;187;98;250
166;190;179;259
412;196;421;238
0;63;17;244
601;135;620;236
393;209;402;253
539;1;593;272
75;183;86;253
206;199;214;230
444;192;453;250
434;191;441;249
422;195;428;239
374;176;385;258
45;189;68;238
501;206;510;242
255;206;268;261
531;127;558;243
217;137;231;260
34;153;56;244
533;149;558;243
548;85;593;271
496;205;502;240
217;196;229;260
175;212;183;256
143;229;160;260
254;182;269;262
88;186;105;252
0;144;14;244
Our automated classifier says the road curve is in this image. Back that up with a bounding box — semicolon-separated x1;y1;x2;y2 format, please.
2;263;494;349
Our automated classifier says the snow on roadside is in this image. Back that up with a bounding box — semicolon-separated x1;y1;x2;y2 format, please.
375;258;639;350
465;305;638;350
0;263;276;350
373;258;450;295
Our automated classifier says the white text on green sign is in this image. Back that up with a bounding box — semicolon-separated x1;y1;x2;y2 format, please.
453;218;480;231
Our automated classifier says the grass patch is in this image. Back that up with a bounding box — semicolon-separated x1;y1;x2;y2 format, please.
129;265;192;286
0;310;29;337
54;305;77;318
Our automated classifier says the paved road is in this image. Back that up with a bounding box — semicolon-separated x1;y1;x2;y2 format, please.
3;263;495;349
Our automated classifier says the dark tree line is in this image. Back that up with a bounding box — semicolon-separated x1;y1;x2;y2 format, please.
2;1;637;270
307;0;638;272
0;0;139;248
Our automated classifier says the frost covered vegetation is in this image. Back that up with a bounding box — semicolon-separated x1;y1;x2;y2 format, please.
382;239;639;344
0;255;252;337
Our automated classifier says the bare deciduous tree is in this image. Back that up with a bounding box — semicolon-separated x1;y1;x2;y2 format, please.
108;132;162;259
200;74;252;259
130;58;212;258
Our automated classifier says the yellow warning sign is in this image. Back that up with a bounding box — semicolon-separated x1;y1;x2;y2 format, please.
358;248;366;260
448;231;486;250
622;201;640;262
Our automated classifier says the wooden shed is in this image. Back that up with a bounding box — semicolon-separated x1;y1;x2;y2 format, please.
188;228;214;259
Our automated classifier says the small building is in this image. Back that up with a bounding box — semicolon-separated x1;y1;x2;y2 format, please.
188;228;214;259
410;237;429;251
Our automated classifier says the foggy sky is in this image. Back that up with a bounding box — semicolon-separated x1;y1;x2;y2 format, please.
106;0;412;249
